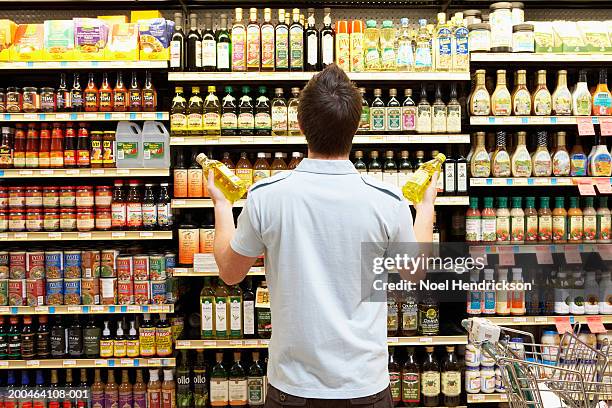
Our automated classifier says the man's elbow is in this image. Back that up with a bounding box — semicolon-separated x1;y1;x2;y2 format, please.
219;267;242;285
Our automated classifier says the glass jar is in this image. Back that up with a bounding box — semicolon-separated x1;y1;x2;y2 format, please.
60;208;77;231
43;208;60;231
480;366;496;394
511;1;525;25
95;207;112;231
59;186;76;208
0;88;6;113
465;342;481;367
509;337;525;360
469;23;492;53
8;208;25;231
6;87;21;113
0;185;8;208
8;186;25;208
76;207;95;232
22;87;38;113
0;208;6;231
489;2;513;52
464;9;482;25
25;208;43;232
513;24;534;53
42;186;60;208
40;87;55;113
465;366;481;394
75;186;94;207
95;186;113;207
25;186;43;208
541;330;560;362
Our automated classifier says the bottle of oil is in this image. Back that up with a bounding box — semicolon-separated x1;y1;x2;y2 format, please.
171;87;188;136
196;153;249;203
187;87;203;137
203;86;221;136
402;153;446;203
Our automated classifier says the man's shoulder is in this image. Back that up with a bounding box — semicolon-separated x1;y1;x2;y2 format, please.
359;174;404;202
249;171;293;194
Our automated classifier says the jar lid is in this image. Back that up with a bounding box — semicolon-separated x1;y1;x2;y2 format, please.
8;186;24;190
76;186;93;190
463;9;482;17
490;1;512;10
6;87;19;92
513;23;534;32
469;23;491;31
60;186;75;190
90;131;104;135
43;186;59;191
44;208;59;213
511;1;524;8
41;87;55;92
76;206;94;211
9;208;24;213
96;185;112;190
26;207;42;212
26;186;41;190
103;131;116;135
60;208;76;213
96;206;111;212
543;330;558;336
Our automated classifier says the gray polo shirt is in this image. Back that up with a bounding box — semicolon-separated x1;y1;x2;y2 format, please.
230;158;416;399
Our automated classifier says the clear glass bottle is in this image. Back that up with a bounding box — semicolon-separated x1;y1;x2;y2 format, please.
511;131;531;177
271;88;288;137
532;70;552;116
552;70;572;116
402;89;417;132
370;89;386;132
416;86;432;133
432;84;447;133
396;18;414;72
532;131;552;177
491;70;511;116
552;132;570;176
572;69;592;116
491;131;511;178
470;69;491;116
415;19;433;72
447;83;462;133
512;69;532;116
287;87;300;136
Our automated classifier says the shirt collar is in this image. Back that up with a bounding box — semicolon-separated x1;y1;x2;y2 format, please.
294;158;359;175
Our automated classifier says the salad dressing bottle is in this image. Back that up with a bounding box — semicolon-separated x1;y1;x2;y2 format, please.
470;132;490;178
511;131;531;177
531;131;552;177
532;70;552;116
552;70;572;115
512;69;532;116
552;197;567;243
589;135;612;177
568;197;583;243
552;132;570;176
597;196;611;243
469;69;491;116
572;69;592;116
496;197;510;243
510;197;525;244
583;197;597;242
481;197;496;243
538;196;552;243
592;68;612;116
570;138;587;176
491;131;511;178
524;197;538;243
491;70;511;116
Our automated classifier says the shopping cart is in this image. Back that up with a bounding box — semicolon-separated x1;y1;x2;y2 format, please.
463;317;611;408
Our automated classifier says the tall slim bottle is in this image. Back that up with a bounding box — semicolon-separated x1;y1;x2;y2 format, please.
186;13;202;71
170;13;185;71
216;14;231;72
232;8;247;72
289;9;304;71
261;8;275;71
305;8;319;71
320;8;335;69
246;8;261;71
201;13;216;72
275;9;289;71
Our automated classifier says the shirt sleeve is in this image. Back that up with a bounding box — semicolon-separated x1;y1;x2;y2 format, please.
230;199;265;257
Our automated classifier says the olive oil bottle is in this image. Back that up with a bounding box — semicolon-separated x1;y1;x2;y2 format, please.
196;153;249;203
402;153;446;204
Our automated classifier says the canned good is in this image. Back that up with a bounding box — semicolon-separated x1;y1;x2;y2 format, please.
75;186;94;207
133;281;150;305
63;251;82;278
9;251;26;279
99;250;117;278
59;208;77;231
43;208;60;231
100;278;117;305
26;251;45;279
26;279;45;306
117;280;134;305
151;281;166;304
0;251;8;279
81;249;100;278
0;185;7;208
149;254;166;281
25;208;43;232
164;253;176;276
46;279;63;305
63;279;81;305
116;256;133;280
42;186;59;208
25;186;43;208
81;278;100;305
42;252;62;280
8;279;25;306
0;279;7;305
133;256;149;281
59;186;76;208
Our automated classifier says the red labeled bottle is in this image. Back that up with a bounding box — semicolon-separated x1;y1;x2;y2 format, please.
111;180;127;230
0;127;13;169
113;72;128;112
63;122;77;168
84;73;99;112
99;72;113;112
25;123;39;168
76;123;90;167
49;123;64;168
126;180;143;230
13;124;26;168
38;123;51;168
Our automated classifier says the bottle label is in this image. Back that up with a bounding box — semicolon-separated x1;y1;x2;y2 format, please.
322;35;334;65
466;216;481;242
415;46;432;68
143;142;164;161
593;92;612;115
421;371;440;397
111;202;127;228
231;28;246;71
204;112;221;130
471;90;491;115
210;379;229;405
126;202;143;228
171;113;187;131
552;215;566;241
238;112;255;130
496;215;510;242
202;40;216;67
483;291;496;312
416;106;432;132
539;215;552;241
215;299;227;336
364;48;380;70
417;307;439;335
230;296;242;336
471;151;490;177
147;390;161;408
389;370;401;400
598;213;611;241
526;215;538;241
115;142;138;161
217;43;230;70
272;106;288;132
492;151;511;177
454;29;469;71
533;152;552;177
157;203;171;227
584;215;597;241
370;107;386;131
255;112;272;130
155;326;173;357
336;32;350;71
243;300;255;335
261;27;275;68
288;106;299;131
444;162;456;193
481;216;496;242
138;327;156;356
275;29;289;69
457;162;467;192
552;151;570;176
513;89;532;115
571;153;587;176
511;215;525;241
386;107;401;131
402;371;419;402
142;203;157;227
229;379;247;405
307;35;318;66
360;106;370;130
170;41;181;68
187;113;203;131
492;90;511;116
253;169;271;183
289;27;304;68
201;298;214;337
553;90;572;115
381;46;395;69
442;371;461;396
221;112;238;130
247;376;264;404
534;91;552;115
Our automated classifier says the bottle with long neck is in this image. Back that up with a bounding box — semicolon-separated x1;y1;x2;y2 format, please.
275;9;289;71
170;13;185;71
416;85;432;133
470;132;490;178
491;69;511;116
246;8;261;71
552;132;570;176
289;8;304;71
261;8;275;71
572;69;592;116
492;131;511;178
402;153;446;203
186;13;202;71
320;8;335;69
512;69;532;116
447;84;461;133
532;131;552;177
201;13;216;72
593;68;612;116
232;8;247;72
432;84;447;134
216;14;231;72
305;8;319;71
511;131;531;177
532;70;552;116
552;70;572;115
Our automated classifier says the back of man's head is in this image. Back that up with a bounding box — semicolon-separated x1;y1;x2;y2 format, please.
297;64;362;158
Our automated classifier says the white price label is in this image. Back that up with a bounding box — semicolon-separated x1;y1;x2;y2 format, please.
0;361;8;366
172;200;186;206
92;306;105;313
47;233;62;239
419;337;433;343
112;232;126;238
19;170;33;175
24;114;37;120
63;360;77;366
244;340;258;346
116;169;130;175
387;337;399;344
55;113;69;120
65;169;80;175
40;170;54;175
513;317;527;323
78;232;92;239
95;360;107;366
67;306;81;313
120;359;134;366
14;233;28;239
229;340;243;346
111;113;127;120
26;360;40;367
84;113;99;120
147;359;161;366
139;232;154;237
90;169;105;175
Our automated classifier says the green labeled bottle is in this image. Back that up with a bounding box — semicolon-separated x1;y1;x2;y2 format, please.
229;285;243;339
214;279;230;339
370;88;386;132
200;277;215;339
247;351;265;407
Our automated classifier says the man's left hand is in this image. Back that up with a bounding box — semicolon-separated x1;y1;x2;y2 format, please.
206;169;232;207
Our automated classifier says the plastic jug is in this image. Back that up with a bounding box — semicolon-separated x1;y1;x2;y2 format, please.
142;121;170;168
115;121;143;168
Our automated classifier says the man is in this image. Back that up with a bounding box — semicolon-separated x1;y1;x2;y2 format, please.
206;64;437;407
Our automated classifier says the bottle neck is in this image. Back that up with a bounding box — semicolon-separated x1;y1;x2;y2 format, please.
557;72;567;87
517;72;526;86
496;72;506;86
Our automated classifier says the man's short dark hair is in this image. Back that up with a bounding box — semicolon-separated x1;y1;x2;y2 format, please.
297;64;362;157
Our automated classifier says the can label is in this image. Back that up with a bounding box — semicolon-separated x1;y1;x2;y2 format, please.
26;279;45;306
0;252;8;279
98;250;117;278
44;251;64;279
63;251;82;278
81;278;100;305
100;278;117;305
151;281;166;304
81;250;100;278
133;256;149;281
116;256;133;280
8;279;25;306
0;279;8;305
118;280;134;305
133;281;150;305
45;279;64;305
149;255;166;281
26;252;45;279
63;279;81;305
9;252;26;279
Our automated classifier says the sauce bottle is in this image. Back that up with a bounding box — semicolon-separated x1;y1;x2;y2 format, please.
38;124;50;168
552;132;570;176
402;347;420;407
104;370;119;408
129;72;142;112
139;314;157;357
510;268;525;315
491;131;511;178
421;346;440;407
102;130;115;168
496;268;510;315
126;320;140;357
91;369;104;408
593;68;612;116
155;314;173;358
511;131;531;177
512;69;531;116
99;321;113;358
142;183;157;230
133;370;147;408
113;320;126;358
99;72;113;112
56;73;69;111
71;73;83;112
187;152;204;198
178;213;199;266
442;346;461;407
142;71;157;112
0;127;13;168
49;317;65;358
524;196;538;243
597;196;611;243
570;138;587;177
552;197;567;243
270;152;288;175
583;197;597;242
84;73;99;112
25;123;39;168
161;370;176;408
173;150;188;198
20;315;35;360
157;183;173;230
113;72;128;112
147;369;162;408
572;69;591;116
470;132;490;178
568;196;584;243
470;69;491;116
532;70;552;116
510;197;524;244
235;152;253;191
552;70;572;115
531;131;552;177
538;196;552;243
481;197;496;243
11;124;24;168
83;316;100;358
253;152;270;183
76;123;90;168
491;69;511;116
111;180;127;230
496;197;510;243
90;131;103;168
35;315;50;359
126;180;143;230
118;370;132;408
67;316;83;357
466;197;481;242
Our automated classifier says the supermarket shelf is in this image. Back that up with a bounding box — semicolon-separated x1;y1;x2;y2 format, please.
467;394;508;404
471;53;612;63
0;358;175;369
0;61;168;70
470;177;612;187
469;243;612;254
0;304;174;315
0;231;173;241
0;168;170;178
173;267;265;277
485;315;612;326
168;71;470;82
470;116;608;125
171;196;469;208
176;335;468;349
0;112;168;122
169;133;470;145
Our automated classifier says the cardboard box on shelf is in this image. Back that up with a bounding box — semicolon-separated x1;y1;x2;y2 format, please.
131;10;162;22
10;23;44;61
73;18;108;60
98;15;128;25
0;20;16;61
578;21;612;53
138;18;170;61
106;22;139;61
43;20;75;60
